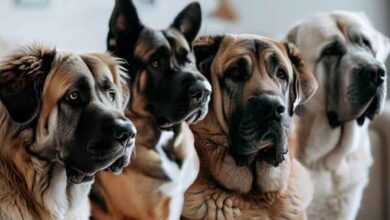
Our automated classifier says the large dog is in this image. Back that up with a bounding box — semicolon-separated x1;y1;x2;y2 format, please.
286;11;390;220
182;34;317;219
91;0;211;219
0;45;136;219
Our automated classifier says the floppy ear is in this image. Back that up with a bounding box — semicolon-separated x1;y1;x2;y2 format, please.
193;35;223;79
0;45;55;124
373;32;390;63
171;2;202;45
284;42;318;116
107;0;143;59
286;23;300;45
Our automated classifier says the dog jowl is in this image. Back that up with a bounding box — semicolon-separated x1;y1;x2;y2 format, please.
107;0;211;129
0;46;136;184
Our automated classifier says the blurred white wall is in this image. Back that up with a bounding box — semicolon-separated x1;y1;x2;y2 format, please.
0;0;388;52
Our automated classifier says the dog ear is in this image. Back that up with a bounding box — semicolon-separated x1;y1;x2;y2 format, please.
171;2;202;44
0;45;55;124
373;32;390;63
107;0;143;57
286;24;300;45
284;42;318;116
193;35;223;79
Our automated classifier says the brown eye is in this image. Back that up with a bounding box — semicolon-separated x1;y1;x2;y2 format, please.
276;68;287;80
150;59;161;69
66;91;80;103
108;89;116;101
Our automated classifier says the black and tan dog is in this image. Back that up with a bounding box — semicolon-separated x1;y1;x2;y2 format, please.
0;44;135;219
182;34;317;219
91;0;211;219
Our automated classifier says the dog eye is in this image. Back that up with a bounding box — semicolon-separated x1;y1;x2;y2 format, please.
108;89;116;101
361;38;372;50
276;68;287;80
150;59;161;69
322;44;343;57
66;90;81;103
227;67;241;80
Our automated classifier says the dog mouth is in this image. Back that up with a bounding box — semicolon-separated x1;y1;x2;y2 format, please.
232;121;288;167
155;107;207;129
66;166;96;184
328;96;381;127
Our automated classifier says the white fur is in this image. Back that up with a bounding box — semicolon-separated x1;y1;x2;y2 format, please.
288;11;390;220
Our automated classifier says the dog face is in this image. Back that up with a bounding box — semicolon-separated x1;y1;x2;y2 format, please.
287;11;390;127
107;0;211;129
0;45;136;184
194;34;317;166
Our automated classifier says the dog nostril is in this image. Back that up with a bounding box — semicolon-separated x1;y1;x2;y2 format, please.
114;131;130;145
192;90;204;101
276;105;286;115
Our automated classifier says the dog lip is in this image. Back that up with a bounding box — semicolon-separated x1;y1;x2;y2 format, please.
88;145;126;161
66;166;96;184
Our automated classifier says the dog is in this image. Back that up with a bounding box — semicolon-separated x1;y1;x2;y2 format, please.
90;0;211;219
182;34;317;219
286;11;390;220
0;44;136;219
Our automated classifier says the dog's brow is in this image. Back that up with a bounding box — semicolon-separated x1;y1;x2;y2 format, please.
147;46;170;60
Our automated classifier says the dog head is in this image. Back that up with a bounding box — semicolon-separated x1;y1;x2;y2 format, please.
287;11;390;127
107;0;211;129
194;34;317;166
0;45;136;184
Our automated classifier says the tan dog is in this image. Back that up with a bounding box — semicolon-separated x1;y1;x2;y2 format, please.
0;44;135;219
182;34;317;219
90;1;211;219
286;11;390;220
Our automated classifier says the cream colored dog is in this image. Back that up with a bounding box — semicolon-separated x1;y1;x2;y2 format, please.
287;11;390;220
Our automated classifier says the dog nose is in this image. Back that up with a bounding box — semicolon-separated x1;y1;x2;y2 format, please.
360;63;386;85
250;94;286;119
188;82;211;104
109;119;136;147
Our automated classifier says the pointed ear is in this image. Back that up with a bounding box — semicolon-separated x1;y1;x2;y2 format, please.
0;45;55;124
107;0;143;51
284;42;318;116
193;35;223;80
171;2;202;44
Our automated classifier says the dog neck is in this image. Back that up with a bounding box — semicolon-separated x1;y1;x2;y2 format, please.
125;109;187;180
0;107;91;220
191;111;293;195
294;104;371;170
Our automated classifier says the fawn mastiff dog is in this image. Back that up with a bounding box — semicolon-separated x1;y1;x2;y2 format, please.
287;11;390;220
91;0;211;219
182;34;317;219
0;44;136;219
